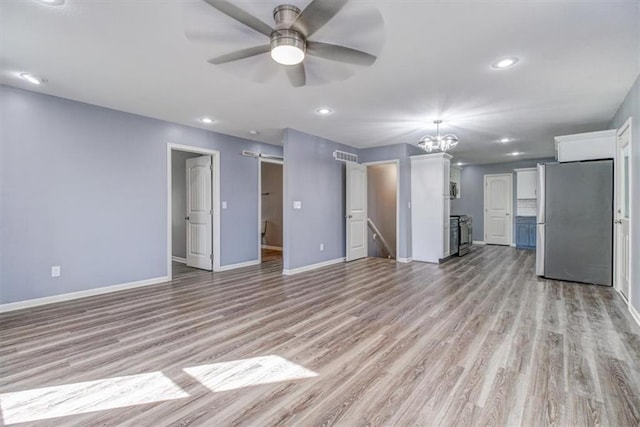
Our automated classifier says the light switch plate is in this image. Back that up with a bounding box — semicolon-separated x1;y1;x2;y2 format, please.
222;201;227;209
293;201;302;209
51;266;61;277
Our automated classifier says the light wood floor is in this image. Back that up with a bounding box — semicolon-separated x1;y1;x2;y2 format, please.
261;248;283;263
1;246;639;426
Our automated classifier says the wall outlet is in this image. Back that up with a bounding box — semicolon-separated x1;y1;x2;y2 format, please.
293;201;302;209
320;243;324;251
51;266;61;277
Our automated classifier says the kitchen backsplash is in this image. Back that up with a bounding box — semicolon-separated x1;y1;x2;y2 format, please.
517;199;537;216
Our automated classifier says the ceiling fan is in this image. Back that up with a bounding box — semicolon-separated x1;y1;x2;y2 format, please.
198;0;379;87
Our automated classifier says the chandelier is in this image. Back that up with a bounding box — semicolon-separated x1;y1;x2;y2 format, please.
418;120;459;153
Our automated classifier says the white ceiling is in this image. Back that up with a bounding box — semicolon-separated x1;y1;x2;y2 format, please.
1;0;638;164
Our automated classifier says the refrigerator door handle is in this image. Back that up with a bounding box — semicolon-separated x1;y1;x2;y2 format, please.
537;164;545;223
536;224;545;276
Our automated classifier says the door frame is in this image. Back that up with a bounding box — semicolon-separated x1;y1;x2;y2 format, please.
258;157;284;263
483;173;514;246
167;143;221;279
363;159;401;261
614;117;633;305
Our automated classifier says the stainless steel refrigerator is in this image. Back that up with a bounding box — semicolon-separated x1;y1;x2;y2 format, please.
536;160;613;286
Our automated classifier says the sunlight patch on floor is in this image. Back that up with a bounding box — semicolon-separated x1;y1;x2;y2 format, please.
0;371;189;425
183;354;318;392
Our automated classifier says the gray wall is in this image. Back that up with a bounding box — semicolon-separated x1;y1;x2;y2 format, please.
609;74;640;314
0;85;282;304
451;157;555;242
261;162;283;247
367;163;397;258
171;150;201;259
282;129;354;270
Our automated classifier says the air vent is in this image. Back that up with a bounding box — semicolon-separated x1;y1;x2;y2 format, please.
242;150;259;157
333;150;358;163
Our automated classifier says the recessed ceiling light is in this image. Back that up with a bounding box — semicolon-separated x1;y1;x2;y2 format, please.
510;151;521;156
20;73;45;85
316;108;333;115
200;117;214;124
249;130;259;135
492;57;519;69
499;137;512;143
456;162;464;166
39;0;65;5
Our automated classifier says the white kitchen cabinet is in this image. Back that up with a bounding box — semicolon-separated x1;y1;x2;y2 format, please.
555;129;616;162
411;153;452;263
515;168;537;199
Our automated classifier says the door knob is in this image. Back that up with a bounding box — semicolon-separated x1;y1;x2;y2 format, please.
185;216;190;221
614;219;622;224
346;215;353;219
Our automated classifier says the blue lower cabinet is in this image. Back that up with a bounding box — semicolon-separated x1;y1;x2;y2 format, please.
516;216;536;250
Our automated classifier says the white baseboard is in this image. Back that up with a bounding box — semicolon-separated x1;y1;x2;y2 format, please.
0;276;169;314
473;240;486;245
261;245;283;251
218;259;260;272
282;257;345;276
397;257;413;263
171;256;187;264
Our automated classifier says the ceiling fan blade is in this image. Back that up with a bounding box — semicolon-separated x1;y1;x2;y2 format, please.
201;0;273;37
306;41;377;66
208;45;270;65
291;0;348;37
285;63;306;87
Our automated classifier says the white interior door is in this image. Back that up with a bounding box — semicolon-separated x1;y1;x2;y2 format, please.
484;174;513;245
186;155;212;270
346;162;367;261
615;120;631;299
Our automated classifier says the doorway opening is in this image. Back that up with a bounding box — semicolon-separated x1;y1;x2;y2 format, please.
259;158;283;263
365;161;398;259
484;173;513;245
167;143;220;280
615;117;633;303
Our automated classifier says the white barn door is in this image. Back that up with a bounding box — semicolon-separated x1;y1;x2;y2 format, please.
346;162;367;261
186;155;213;270
484;174;513;245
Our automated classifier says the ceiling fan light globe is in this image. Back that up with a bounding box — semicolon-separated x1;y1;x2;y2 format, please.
271;45;305;65
270;29;306;65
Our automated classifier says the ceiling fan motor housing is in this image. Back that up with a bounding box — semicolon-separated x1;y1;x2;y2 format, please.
271;5;306;56
273;4;301;30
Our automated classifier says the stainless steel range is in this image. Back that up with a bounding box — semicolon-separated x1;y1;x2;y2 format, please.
451;215;473;256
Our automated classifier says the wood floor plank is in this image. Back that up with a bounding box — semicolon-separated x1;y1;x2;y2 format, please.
1;247;639;426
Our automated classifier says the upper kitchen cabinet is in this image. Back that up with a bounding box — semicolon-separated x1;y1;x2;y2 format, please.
555;129;616;163
515;168;537;199
449;165;461;199
411;152;452;263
